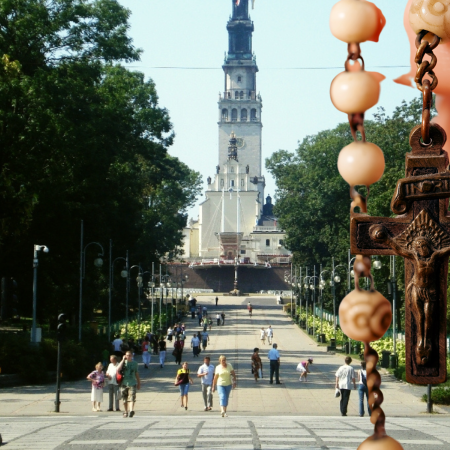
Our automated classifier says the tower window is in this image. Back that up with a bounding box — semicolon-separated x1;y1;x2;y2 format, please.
279;239;284;246
241;108;247;122
230;167;234;173
251;108;257;121
235;91;239;100
231;109;237;122
220;179;224;187
265;239;270;247
222;109;228;121
241;179;244;187
230;180;235;187
237;76;242;82
240;91;244;99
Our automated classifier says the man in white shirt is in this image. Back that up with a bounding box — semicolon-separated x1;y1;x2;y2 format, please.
197;356;215;411
191;334;200;357
266;325;273;344
106;355;120;411
335;356;356;416
267;343;282;384
112;336;123;358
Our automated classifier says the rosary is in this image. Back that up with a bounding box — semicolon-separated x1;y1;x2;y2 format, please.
330;0;450;448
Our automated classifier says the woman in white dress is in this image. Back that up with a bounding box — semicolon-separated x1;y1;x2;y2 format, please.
260;328;266;344
87;362;105;411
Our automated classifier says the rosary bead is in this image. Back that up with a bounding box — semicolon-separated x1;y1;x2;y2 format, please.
358;435;404;450
330;0;386;43
331;71;382;114
410;0;450;41
339;289;392;342
337;141;385;186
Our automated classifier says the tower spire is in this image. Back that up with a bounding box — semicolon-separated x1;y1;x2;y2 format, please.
227;0;253;61
232;0;249;20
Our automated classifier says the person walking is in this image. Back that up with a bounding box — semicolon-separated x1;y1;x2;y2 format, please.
248;305;253;317
335;356;356;417
260;327;266;345
212;355;236;417
173;336;183;365
158;336;167;368
221;312;226;325
141;336;151;369
112;335;123;359
197;356;215;411
198;311;203;326
251;348;263;382
266;326;273;344
296;358;313;382
167;326;174;342
358;361;371;417
106;355;120;411
191;333;200;357
87;362;105;412
216;312;221;326
215;296;219;306
268;343;282;384
117;351;141;418
201;330;210;351
175;362;194;410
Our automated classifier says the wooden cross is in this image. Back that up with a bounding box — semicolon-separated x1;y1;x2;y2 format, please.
351;123;449;384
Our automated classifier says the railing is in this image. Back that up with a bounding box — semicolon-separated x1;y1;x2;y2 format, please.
253;226;281;232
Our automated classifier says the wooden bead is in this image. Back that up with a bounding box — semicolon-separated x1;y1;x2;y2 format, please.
358;435;404;450
339;289;392;342
330;0;386;43
410;0;450;41
337;141;385;186
331;71;382;114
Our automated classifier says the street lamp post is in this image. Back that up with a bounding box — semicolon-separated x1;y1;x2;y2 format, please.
110;252;128;337
318;265;330;335
78;220;104;342
32;244;49;344
389;255;397;356
304;266;309;329
130;264;143;337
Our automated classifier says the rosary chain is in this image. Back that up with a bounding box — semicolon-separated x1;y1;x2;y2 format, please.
415;30;440;145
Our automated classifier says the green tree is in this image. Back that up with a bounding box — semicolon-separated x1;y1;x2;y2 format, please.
266;98;426;323
0;0;201;326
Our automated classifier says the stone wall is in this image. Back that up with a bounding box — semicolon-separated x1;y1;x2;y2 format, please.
174;264;291;293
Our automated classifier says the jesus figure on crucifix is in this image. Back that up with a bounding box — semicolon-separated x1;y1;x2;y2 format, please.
370;210;450;366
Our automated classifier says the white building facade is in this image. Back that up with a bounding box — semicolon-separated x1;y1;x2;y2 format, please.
183;0;290;267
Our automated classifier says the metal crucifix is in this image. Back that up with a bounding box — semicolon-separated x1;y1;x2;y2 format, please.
351;123;449;384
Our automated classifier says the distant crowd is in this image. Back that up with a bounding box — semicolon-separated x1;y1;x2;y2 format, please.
86;297;371;418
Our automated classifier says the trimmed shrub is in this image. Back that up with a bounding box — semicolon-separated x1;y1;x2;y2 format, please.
422;387;450;405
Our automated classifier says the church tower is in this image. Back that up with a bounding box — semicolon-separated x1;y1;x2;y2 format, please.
218;0;263;180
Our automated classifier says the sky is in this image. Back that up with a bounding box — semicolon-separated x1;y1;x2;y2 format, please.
118;0;417;219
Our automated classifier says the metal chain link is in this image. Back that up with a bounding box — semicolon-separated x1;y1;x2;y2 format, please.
415;30;440;145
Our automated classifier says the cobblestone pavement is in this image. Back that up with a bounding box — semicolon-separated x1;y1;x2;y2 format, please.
1;296;447;449
2;415;450;449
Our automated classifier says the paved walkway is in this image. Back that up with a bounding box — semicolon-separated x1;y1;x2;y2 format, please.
2;415;450;449
1;296;448;449
0;296;434;417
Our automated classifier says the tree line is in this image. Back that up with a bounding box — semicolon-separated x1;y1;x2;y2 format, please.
0;0;201;325
266;98;438;330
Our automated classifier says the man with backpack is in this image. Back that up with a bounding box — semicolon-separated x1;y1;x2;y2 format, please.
335;356;356;416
